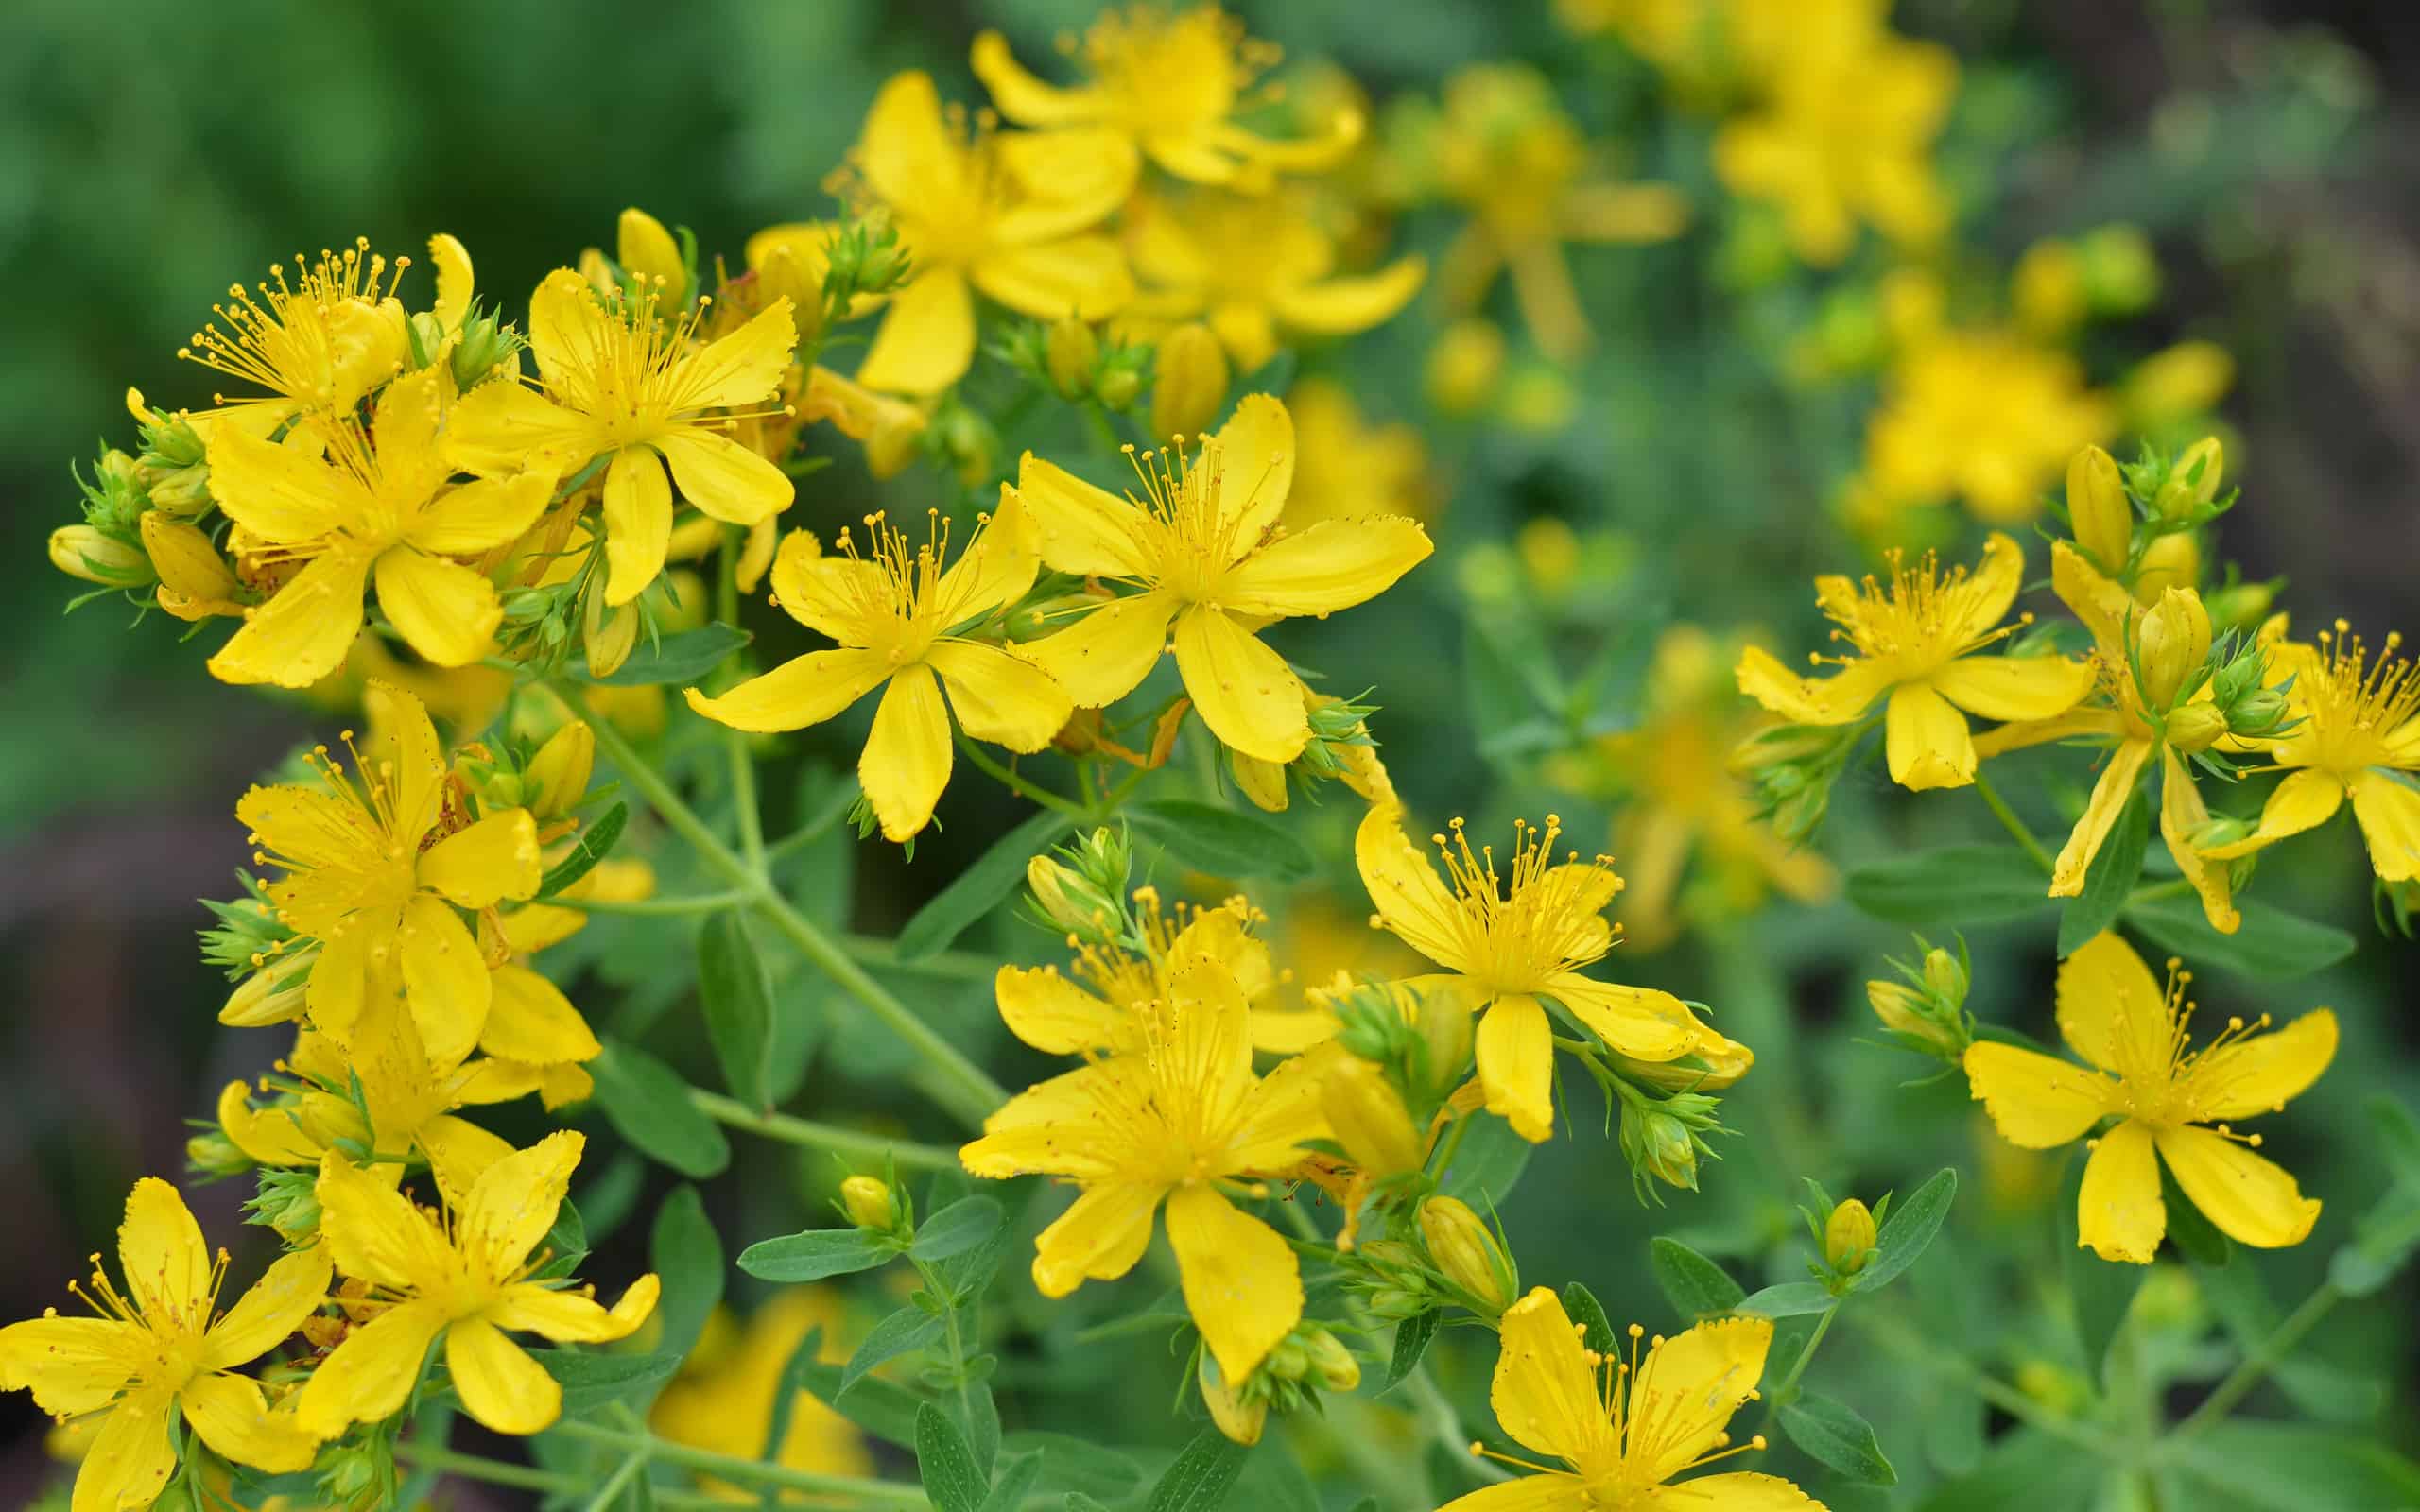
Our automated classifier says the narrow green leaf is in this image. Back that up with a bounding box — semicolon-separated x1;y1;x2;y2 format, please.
1736;1282;1835;1318
588;1041;729;1178
2123;895;2355;980
581;624;752;685
1649;1237;1746;1319
1559;1281;1619;1354
1128;799;1315;882
914;1402;987;1512
648;1185;724;1366
1144;1429;1250;1512
526;1350;683;1413
1440;1113;1530;1204
898;810;1076;961
1845;845;2053;927
911;1196;1005;1263
1382;1309;1438;1393
844;1306;945;1394
790;1356;922;1449
979;1452;1045;1512
2058;787;2148;956
1779;1392;1898;1486
736;1227;896;1282
537;801;627;899
1001;1433;1145;1502
1855;1168;1956;1293
698;913;774;1110
2370;1094;2420;1194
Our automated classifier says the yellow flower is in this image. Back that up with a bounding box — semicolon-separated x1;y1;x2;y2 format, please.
1853;329;2115;526
444;267;797;606
178;237;411;440
1975;546;2238;932
959;958;1328;1382
1281;379;1432;528
1117;190;1425;372
295;1132;659;1437
238;681;542;1064
1444;1288;1820;1511
685;498;1069;842
650;1293;872;1495
1012;394;1432;763
971;7;1358;190
0;1178;330;1511
838;72;1138;395
1355;804;1715;1143
2200;622;2420;882
996;890;1322;1056
1735;533;2096;791
202;368;551;687
1430;64;1687;362
1713;25;1956;266
1963;932;2335;1263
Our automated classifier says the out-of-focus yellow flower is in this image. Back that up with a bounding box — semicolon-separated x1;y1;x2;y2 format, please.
1426;318;1507;415
1281;379;1430;528
1430;64;1687;362
1563;0;1856;106
651;1292;873;1496
2125;340;2237;431
1853;329;2116;528
972;7;1358;190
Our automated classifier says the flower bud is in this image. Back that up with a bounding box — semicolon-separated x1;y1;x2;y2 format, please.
141;512;246;620
2135;588;2212;710
222;950;314;1028
2225;687;2290;739
1268;1336;1310;1382
316;1435;391;1512
2164;701;2226;754
1094;364;1144;412
50;524;151;587
2204;577;2279;633
1608;1031;1754;1094
1623;1104;1701;1194
582;587;639;679
1824;1198;1877;1275
1921;945;1966;1004
2065;445;2131;571
1365;1287;1429;1319
1045;315;1100;400
619;206;687;301
1026;854;1121;945
1414;990;1475;1092
2175;438;2223;507
1322;1057;1425;1179
451;310;522;390
185;1128;251;1180
246;1167;322;1246
1419;1196;1515;1315
527;720;595;820
1305;1327;1361;1392
1199;1355;1267;1446
2133;532;2200;603
1151;324;1229;443
1426;319;1505;415
840;1175;898;1232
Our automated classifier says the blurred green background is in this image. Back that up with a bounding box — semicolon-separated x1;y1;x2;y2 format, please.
6;0;2418;1505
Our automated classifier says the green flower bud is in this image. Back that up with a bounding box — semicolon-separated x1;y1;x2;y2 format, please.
1419;1196;1516;1314
1366;1287;1429;1320
1305;1328;1361;1392
244;1166;323;1246
2225;687;2291;738
1095;362;1144;412
1267;1336;1310;1382
451;310;523;390
2165;701;2227;754
185;1128;252;1180
1824;1198;1877;1275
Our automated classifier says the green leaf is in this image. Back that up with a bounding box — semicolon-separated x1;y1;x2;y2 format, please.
588;1041;729;1178
580;624;752;685
648;1186;723;1366
897;810;1076;961
2169;1421;2420;1511
1649;1237;1746;1319
698;913;775;1110
1778;1391;1897;1486
1066;1498;1113;1512
979;1452;1045;1512
2373;1094;2420;1194
2123;895;2355;980
2058;787;2148;956
737;1227;897;1282
537;801;627;899
844;1306;944;1393
1559;1281;1619;1354
1128;799;1315;882
1465;621;1564;763
527;1349;683;1413
1000;1433;1145;1502
1440;1113;1530;1204
761;1325;831;1472
914;1402;988;1512
1736;1282;1835;1318
1855;1168;1956;1293
2330;1181;2420;1298
1915;1427;2100;1512
2191;1253;2384;1422
1845;845;2051;927
541;1197;589;1272
1382;1309;1437;1394
911;1196;1005;1263
790;1353;922;1449
1143;1429;1250;1512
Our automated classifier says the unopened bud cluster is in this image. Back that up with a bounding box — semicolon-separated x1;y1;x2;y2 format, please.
1865;937;1973;1062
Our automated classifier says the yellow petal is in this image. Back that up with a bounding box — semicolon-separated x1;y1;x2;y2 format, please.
1973;706;2129;760
315;1153;454;1293
205;424;350;541
1931;654;2096;723
397;893;491;1068
447;1317;562;1435
481;965;603;1065
2185;1008;2337;1123
860;662;953;842
2079;1119;2165;1263
856;268;977;395
1225;1044;1335;1172
420;811;543;907
179;1371;320;1472
526;267;610;397
117;1177;210;1327
971;237;1135;319
1013;458;1150;578
1884;681;1977;790
2048;740;2153;898
1632;1316;1773;1482
618;207;684;294
1735;644;1892;726
934;487;1043;620
141;513;240;602
295;1299;448;1437
994;966;1121;1056
1269;258;1426;336
1222;517;1431;618
1435;1475;1589;1511
2054;931;2171;1078
1945;531;2027;646
69;1387;178;1512
1030;1182;1164;1297
1545;975;1698;1063
2349;768;2420;882
1355;802;1472;971
1172;607;1308;763
1163;957;1257;1138
488;1275;660;1342
363;679;448;842
930;641;1072;753
994;129;1141;241
858;72;964;213
376;546;502;667
1019;589;1179;709
601;447;674;606
769;529;884;640
236;782;378;874
417;1115;517;1209
1231;749;1288;811
1635;1472;1825;1509
303;918;375;1042
684;647;890;732
1477;993;1556;1143
201;1246;331;1371
0;1316;139;1418
658;426;794;525
442;375;596;478
409;472;552;556
1962;1042;2114;1149
1165;1184;1301;1383
2201;767;2344;859
1488;1287;1611;1463
970;32;1106;126
2155;1124;2321;1249
2159;747;2238;935
962;1058;1151;1180
459;1129;584;1280
429;232;475;330
2048;541;2135;654
1213;393;1296;545
207;549;372;689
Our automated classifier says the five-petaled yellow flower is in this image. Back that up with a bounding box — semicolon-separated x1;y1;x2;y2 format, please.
1013;393;1432;763
178;236;411;441
0;1179;331;1512
1735;533;2096;791
838;71;1139;396
1964;932;2335;1263
685;496;1071;843
1444;1287;1823;1512
204;368;552;687
2201;621;2420;884
1356;804;1718;1143
959;955;1328;1384
238;681;542;1065
296;1132;660;1437
972;7;1359;190
445;266;798;606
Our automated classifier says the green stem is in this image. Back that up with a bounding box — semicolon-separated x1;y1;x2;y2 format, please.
582;1448;651;1512
1766;1304;1835;1406
728;729;767;873
954;731;1085;816
393;1442;566;1493
554;1419;931;1504
557;890;754;918
1973;772;2055;875
555;679;1008;1127
764;777;864;863
1081;402;1124;456
690;1088;961;1172
2127;878;2192;905
2169;1281;2342;1439
839;934;1001;981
